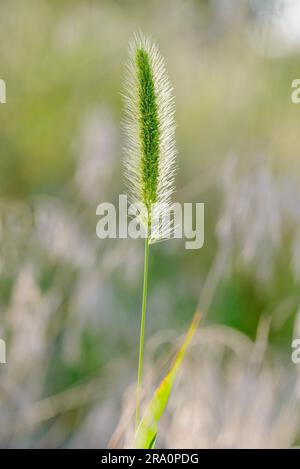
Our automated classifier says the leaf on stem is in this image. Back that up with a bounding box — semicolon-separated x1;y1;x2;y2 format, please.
134;311;201;449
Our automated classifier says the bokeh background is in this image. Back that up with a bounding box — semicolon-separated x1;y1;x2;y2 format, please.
1;0;300;448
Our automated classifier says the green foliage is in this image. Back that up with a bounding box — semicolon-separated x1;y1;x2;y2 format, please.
134;312;201;449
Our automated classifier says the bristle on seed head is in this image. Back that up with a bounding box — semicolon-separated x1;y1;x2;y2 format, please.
123;32;177;243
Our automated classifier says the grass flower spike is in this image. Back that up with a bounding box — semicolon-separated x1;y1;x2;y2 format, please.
123;32;177;242
123;32;177;432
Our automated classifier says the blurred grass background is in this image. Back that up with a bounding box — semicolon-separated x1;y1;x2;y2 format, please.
1;0;300;448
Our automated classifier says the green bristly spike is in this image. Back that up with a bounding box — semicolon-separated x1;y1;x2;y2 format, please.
123;32;176;242
136;48;160;213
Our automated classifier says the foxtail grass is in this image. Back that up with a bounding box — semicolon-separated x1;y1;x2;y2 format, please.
123;32;177;431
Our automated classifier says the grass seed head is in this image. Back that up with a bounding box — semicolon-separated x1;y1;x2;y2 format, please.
123;32;177;241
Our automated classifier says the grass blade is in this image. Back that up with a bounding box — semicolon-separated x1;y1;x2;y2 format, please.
134;311;201;449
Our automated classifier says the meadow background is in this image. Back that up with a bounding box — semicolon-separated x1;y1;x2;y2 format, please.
0;0;300;448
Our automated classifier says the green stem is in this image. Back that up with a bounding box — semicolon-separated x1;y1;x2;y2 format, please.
135;234;150;431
